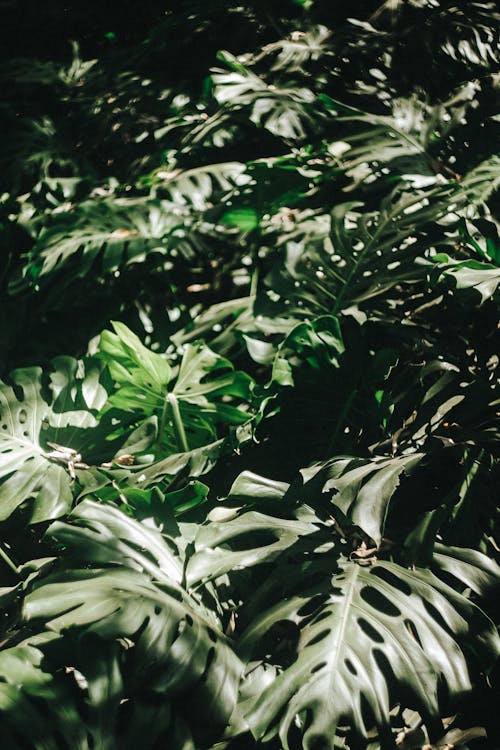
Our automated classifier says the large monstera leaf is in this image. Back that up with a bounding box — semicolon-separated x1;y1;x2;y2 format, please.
185;472;499;749
238;558;498;749
2;501;243;748
0;634;197;750
98;321;254;453
0;357;108;522
11;197;193;293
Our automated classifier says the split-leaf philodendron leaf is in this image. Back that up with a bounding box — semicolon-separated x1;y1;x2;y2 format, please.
0;3;499;749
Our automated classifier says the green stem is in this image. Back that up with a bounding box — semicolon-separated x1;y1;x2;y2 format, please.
0;544;18;574
160;392;189;453
250;262;259;297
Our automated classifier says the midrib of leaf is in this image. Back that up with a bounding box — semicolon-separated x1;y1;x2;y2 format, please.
161;392;189;452
327;562;360;693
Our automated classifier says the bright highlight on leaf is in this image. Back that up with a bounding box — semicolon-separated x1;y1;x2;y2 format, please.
0;2;498;749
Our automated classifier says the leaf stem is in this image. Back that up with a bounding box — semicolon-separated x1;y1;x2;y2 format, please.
250;263;259;297
160;392;189;453
0;543;18;574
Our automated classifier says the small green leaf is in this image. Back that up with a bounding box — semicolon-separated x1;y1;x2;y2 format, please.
220;207;259;232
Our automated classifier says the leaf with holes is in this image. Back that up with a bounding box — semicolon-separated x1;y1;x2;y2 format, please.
0;501;242;748
20;500;243;742
238;556;499;749
0;358;108;523
11;198;187;293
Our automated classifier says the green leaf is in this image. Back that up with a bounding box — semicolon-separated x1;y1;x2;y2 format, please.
272;315;344;387
98;324;254;453
431;254;500;303
432;544;500;600
22;501;243;740
220;207;259;232
187;509;316;586
11;199;182;292
0;359;108;522
239;557;499;749
212;53;316;141
99;321;172;395
301;453;425;544
228;471;290;502
186;496;498;750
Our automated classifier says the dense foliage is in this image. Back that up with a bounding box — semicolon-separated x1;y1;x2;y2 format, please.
0;1;499;748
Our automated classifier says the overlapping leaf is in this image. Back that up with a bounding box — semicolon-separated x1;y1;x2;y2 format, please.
182;480;499;749
0;501;243;749
11;198;196;293
239;557;498;749
98;321;254;453
0;358;108;522
300;453;424;544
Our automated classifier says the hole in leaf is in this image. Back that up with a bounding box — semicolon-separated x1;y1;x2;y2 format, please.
344;658;357;675
207;627;217;643
404;619;423;647
310;609;331;626
225;530;277;551
373;648;399;706
204;646;215;675
357;617;384;643
12;384;24;402
310;661;327;674
286;709;310;749
185;614;193;626
422;599;454;636
308;734;330;750
360;692;377;736
360;586;401;617
304;628;330;648
370;567;412;595
258;620;300;668
200;367;232;385
18;409;27;424
297;594;328;619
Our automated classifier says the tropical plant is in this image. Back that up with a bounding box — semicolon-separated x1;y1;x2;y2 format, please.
0;1;498;749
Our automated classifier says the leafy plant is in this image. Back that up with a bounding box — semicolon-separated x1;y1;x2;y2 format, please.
0;357;109;523
0;2;498;749
98;321;254;452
